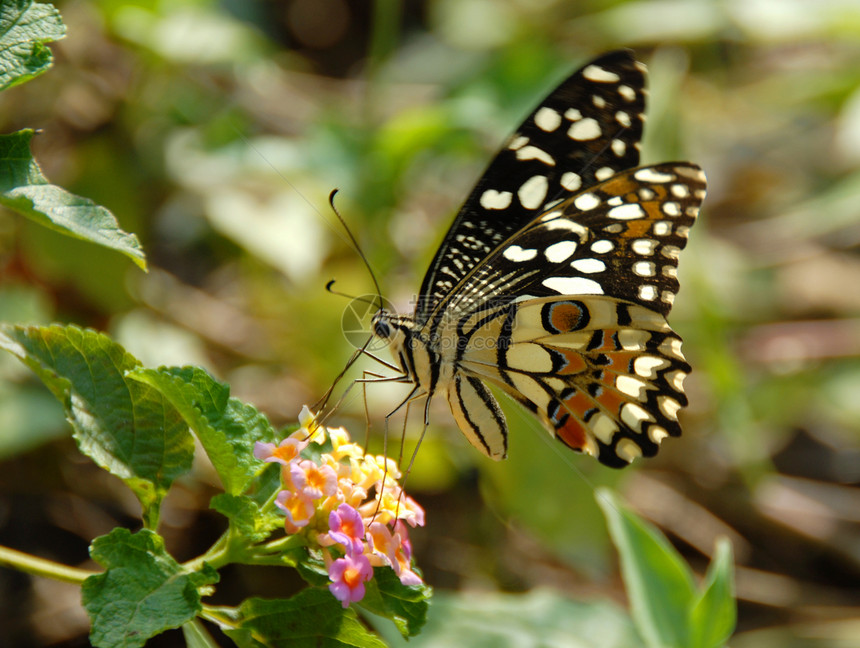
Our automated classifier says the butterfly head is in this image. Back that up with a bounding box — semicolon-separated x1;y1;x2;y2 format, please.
371;309;393;341
370;309;421;374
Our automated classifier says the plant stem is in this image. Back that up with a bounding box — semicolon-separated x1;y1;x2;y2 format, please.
0;544;96;584
182;530;232;573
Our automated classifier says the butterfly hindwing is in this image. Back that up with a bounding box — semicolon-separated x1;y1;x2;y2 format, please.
416;50;647;324
456;295;689;467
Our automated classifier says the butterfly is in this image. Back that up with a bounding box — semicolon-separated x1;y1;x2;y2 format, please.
369;51;706;468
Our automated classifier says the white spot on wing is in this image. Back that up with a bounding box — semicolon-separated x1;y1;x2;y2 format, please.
518;175;549;210
516;145;556;166
583;64;620;83
661;245;681;260
621;402;653;431
635;168;674;182
638;284;658;301
508;135;528;150
503;245;538;262
649;426;669;444
480;189;513;210
611;139;626;156
618;84;636;102
671;183;690;198
564;108;582;121
570;258;605;273
616;375;648;399
653;221;672;236
616;111;632;127
544;240;577;263
568;118;602;141
616;438;643;462
662;202;681;217
591;413;618;443
632;261;656;277
634;355;669;378
542;276;604;295
666;369;687;392
590;240;614;254
573;193;601;211
534;107;562;132
543;219;588;238
658;395;681;420
608;203;645;220
595;166;615;181
560;172;582;191
631;239;658;256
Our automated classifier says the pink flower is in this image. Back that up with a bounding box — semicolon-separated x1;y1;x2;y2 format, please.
290;459;338;500
254;437;309;466
366;522;399;569
393;521;423;586
275;490;315;534
328;552;373;608
328;503;365;555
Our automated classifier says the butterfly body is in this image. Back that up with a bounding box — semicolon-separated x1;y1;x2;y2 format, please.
370;51;706;468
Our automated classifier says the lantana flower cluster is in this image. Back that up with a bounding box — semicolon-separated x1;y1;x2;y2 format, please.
254;406;425;607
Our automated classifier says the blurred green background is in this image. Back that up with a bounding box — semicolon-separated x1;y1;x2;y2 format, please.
1;0;860;646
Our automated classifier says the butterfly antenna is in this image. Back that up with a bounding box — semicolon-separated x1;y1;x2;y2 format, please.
328;190;384;311
325;280;378;308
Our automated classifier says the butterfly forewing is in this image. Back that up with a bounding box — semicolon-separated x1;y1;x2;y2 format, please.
438;163;706;320
416;50;647;324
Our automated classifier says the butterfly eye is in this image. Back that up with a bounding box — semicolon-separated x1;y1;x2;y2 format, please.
373;320;391;339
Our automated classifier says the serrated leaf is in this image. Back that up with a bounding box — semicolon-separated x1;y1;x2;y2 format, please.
0;324;194;526
82;528;219;648
0;0;65;91
359;567;430;638
0;130;146;269
128;366;278;495
688;538;736;648
597;488;696;648
223;591;388;648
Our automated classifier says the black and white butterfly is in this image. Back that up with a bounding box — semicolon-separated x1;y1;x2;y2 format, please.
367;51;706;468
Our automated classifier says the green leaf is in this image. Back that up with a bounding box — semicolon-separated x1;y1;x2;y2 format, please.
222;591;388;648
82;528;219;648
688;538;736;648
127;366;278;495
210;493;283;544
0;324;194;526
597;488;696;648
358;567;430;638
369;589;643;648
0;0;65;91
0;130;146;269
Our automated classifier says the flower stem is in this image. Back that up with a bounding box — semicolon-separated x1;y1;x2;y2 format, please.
0;544;96;584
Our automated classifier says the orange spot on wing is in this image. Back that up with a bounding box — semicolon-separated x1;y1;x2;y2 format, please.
549;302;585;333
594;385;626;414
600;351;638;370
552;347;587;375
557;416;587;449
